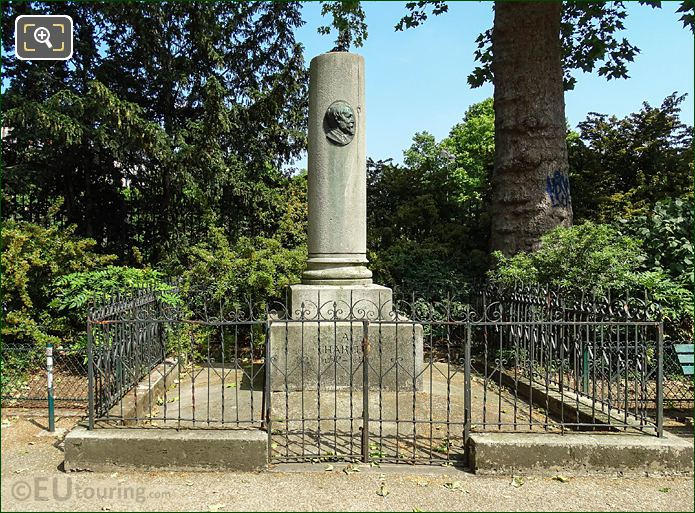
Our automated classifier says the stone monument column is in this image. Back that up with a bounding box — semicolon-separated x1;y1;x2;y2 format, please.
303;52;372;285
290;51;391;316
270;52;423;392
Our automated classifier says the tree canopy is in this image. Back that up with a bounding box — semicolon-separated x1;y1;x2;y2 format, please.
569;93;693;222
2;1;308;262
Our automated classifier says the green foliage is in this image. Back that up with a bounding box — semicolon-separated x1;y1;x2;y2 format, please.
52;266;179;354
1;214;115;347
369;240;478;297
318;0;368;51
0;346;43;399
619;195;694;287
490;222;643;292
161;170;308;304
367;99;493;294
569;94;693;222
441;98;494;204
2;1;308;263
177;228;306;304
632;271;693;332
51;266;174;312
276;172;309;248
490;222;693;337
394;1;449;31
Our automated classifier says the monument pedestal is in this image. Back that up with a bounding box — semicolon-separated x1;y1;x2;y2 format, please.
268;319;423;392
288;284;392;320
269;284;423;391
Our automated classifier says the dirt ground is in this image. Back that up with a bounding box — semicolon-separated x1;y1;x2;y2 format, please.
1;412;693;512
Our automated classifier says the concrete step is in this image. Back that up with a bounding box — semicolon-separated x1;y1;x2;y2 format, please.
64;425;267;471
469;432;693;475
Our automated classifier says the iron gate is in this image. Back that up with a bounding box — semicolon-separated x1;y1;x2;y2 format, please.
266;314;472;465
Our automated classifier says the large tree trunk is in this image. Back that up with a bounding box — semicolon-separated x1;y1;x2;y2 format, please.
490;1;573;255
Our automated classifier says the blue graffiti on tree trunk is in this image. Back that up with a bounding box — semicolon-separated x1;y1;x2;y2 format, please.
546;170;571;208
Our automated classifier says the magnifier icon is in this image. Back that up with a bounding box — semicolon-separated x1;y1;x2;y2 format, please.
34;26;52;48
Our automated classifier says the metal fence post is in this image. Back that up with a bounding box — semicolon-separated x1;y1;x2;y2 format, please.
361;320;370;464
582;343;589;394
87;320;95;430
46;342;55;432
265;320;272;458
656;322;664;437
464;322;471;450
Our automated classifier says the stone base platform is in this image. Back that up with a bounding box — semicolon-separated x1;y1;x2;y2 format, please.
268;320;423;391
468;432;694;475
64;426;267;472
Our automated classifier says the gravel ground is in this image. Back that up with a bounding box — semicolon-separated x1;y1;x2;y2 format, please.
1;413;693;512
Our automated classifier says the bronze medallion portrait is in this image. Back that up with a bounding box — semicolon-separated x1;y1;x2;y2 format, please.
323;100;355;146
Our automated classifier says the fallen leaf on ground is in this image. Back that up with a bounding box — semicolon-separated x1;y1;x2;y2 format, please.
343;463;361;475
443;481;462;491
324;464;334;472
659;487;670;493
511;476;525;488
553;475;570;483
416;480;429;487
376;483;390;497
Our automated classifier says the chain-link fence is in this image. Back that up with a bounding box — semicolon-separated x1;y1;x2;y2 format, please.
1;343;88;410
662;341;695;409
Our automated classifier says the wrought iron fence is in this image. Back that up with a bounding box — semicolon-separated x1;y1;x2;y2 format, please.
89;303;267;429
89;289;171;425
483;283;693;413
87;285;672;466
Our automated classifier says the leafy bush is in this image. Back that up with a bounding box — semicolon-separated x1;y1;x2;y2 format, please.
367;99;494;294
177;227;306;305
632;271;693;334
619;195;693;287
51;266;175;312
370;240;487;298
569;93;693;223
2;216;115;348
490;222;693;338
489;222;643;291
49;266;177;353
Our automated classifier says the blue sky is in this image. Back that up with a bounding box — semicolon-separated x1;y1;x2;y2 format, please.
294;1;694;167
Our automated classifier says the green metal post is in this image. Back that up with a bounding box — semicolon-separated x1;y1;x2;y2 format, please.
47;343;55;432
